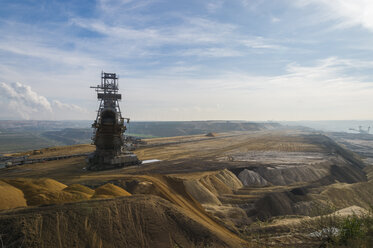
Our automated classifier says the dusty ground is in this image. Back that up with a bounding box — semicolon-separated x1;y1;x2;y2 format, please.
0;129;372;247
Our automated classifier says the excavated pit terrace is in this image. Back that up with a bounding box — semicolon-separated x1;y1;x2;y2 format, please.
0;129;372;247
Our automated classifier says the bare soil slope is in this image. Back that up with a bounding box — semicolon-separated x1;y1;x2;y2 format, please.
0;195;243;248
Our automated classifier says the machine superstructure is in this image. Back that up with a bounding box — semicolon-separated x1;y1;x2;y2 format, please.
87;72;140;170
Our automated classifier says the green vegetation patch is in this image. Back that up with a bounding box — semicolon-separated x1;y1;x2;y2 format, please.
304;206;373;248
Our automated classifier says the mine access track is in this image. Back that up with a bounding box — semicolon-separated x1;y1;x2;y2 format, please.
0;152;91;169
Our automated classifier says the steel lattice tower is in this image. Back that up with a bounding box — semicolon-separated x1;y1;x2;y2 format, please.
87;72;140;170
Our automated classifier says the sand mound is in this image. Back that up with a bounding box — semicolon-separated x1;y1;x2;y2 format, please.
0;180;27;210
170;169;242;206
63;184;95;195
204;204;249;227
238;169;269;186
170;169;249;231
318;180;373;209
93;183;131;199
263;205;370;230
333;205;368;217
0;179;133;208
184;180;222;205
253;190;313;220
256;164;330;185
213;169;243;191
3;179;98;206
183;170;241;202
206;132;217;137
3;178;68;205
62;184;95;200
5;178;67;192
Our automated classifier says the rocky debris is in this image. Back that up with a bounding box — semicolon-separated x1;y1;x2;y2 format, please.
238;169;269;186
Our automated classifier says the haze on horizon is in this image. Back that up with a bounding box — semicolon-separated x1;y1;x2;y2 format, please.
1;0;373;121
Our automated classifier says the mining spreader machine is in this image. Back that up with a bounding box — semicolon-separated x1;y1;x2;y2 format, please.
87;72;140;170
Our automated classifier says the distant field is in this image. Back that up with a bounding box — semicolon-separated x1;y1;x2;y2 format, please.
0;132;62;154
127;121;280;137
0;120;281;154
125;133;158;138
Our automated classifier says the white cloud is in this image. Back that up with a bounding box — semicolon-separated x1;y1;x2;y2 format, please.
0;55;353;122
52;100;88;113
241;37;283;49
123;57;373;121
98;0;155;13
0;32;104;68
271;17;281;23
2;0;373;121
297;0;373;31
0;82;89;120
206;1;224;13
0;82;52;117
180;47;243;57
69;15;280;58
70;17;238;47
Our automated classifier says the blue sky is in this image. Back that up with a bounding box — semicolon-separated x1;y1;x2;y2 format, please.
1;0;373;121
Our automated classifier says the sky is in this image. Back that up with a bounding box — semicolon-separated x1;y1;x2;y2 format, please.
2;0;373;121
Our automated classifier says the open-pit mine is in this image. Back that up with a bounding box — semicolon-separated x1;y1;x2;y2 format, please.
1;126;373;247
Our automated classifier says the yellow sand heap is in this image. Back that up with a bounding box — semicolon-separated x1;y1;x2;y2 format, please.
63;184;95;194
93;183;131;199
0;179;130;210
3;178;68;206
0;180;27;210
206;132;217;137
